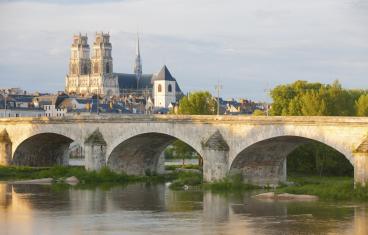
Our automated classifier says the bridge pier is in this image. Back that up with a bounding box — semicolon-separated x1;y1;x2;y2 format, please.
84;129;107;171
354;153;368;187
202;131;229;182
0;129;12;166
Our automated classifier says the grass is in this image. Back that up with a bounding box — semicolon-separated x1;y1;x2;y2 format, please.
2;166;368;201
165;164;201;171
169;171;203;190
276;175;368;201
204;174;260;192
0;165;174;185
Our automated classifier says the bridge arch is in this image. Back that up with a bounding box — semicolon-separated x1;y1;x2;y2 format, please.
13;132;74;166
107;132;203;175
229;135;354;186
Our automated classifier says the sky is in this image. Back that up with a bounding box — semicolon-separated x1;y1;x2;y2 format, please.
0;0;368;101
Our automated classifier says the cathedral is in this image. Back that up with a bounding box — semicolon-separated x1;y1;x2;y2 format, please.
65;32;183;108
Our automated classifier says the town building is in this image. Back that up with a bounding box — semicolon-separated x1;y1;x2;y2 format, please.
65;33;183;109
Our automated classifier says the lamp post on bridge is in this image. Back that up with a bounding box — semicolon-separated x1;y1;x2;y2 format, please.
3;91;8;118
215;81;222;116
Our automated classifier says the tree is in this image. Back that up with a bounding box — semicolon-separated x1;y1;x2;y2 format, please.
252;109;265;116
269;80;365;177
166;91;215;167
356;94;368;116
270;80;365;116
177;91;216;115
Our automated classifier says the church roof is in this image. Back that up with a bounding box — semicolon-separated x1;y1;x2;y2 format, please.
153;65;175;81
115;65;183;93
116;73;154;90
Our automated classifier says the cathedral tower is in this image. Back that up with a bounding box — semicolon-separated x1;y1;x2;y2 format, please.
68;33;91;76
91;32;113;75
134;34;142;88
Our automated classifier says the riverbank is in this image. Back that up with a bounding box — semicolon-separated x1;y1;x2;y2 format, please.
1;166;367;201
169;170;368;201
0;166;174;184
276;176;368;201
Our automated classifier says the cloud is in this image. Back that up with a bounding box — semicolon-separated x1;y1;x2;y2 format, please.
0;0;367;100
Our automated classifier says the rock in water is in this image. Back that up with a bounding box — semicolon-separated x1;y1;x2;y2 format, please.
253;192;318;201
65;176;79;185
11;178;53;185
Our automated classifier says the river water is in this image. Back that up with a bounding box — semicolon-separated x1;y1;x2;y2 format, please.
0;183;367;235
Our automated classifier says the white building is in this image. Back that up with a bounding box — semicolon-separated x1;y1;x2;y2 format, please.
153;66;177;109
43;105;67;117
0;108;45;118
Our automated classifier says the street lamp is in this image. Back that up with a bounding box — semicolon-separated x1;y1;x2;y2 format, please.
3;92;8;118
215;81;222;116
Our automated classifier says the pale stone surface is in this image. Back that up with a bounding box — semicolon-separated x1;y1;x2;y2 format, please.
0;129;12;166
65;176;79;185
253;192;319;201
0;115;367;185
11;178;53;185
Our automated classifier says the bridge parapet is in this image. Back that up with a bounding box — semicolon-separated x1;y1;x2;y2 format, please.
0;115;368;186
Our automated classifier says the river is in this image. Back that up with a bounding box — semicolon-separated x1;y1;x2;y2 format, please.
0;182;367;235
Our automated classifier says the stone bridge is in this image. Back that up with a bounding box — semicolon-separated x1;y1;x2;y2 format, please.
0;115;368;186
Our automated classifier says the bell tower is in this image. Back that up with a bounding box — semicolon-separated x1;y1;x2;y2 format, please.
91;32;113;75
68;33;91;76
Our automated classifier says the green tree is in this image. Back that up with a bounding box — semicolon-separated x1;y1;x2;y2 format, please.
300;89;327;116
270;80;365;116
356;94;368;116
252;109;265;116
177;91;216;115
269;80;365;177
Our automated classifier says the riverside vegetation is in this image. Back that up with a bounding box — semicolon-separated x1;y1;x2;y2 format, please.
1;165;368;201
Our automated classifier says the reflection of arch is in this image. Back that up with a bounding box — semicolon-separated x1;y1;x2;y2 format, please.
13;133;74;167
107;132;202;176
230;136;353;185
158;84;162;93
168;84;172;92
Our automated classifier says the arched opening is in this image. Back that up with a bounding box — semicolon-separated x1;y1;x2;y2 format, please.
107;133;202;176
83;64;88;75
105;62;109;74
158;84;162;93
71;64;77;75
230;136;353;186
13;133;74;167
168;84;172;92
94;63;99;74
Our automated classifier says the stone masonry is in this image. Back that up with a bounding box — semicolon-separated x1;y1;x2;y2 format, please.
0;115;367;186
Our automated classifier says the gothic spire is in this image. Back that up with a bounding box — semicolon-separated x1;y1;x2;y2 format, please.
134;33;142;89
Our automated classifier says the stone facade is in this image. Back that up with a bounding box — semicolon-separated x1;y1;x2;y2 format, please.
0;115;368;186
65;33;120;97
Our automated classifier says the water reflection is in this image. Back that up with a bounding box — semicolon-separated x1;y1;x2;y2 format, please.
0;183;367;235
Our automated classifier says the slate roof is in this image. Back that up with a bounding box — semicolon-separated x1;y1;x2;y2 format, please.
115;65;183;93
116;73;154;90
153;65;175;81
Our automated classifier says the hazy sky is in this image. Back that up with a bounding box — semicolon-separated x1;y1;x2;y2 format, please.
0;0;367;100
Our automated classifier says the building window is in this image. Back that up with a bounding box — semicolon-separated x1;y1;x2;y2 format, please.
83;64;88;74
105;63;110;73
168;84;172;92
158;84;162;93
94;63;99;73
72;64;77;75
